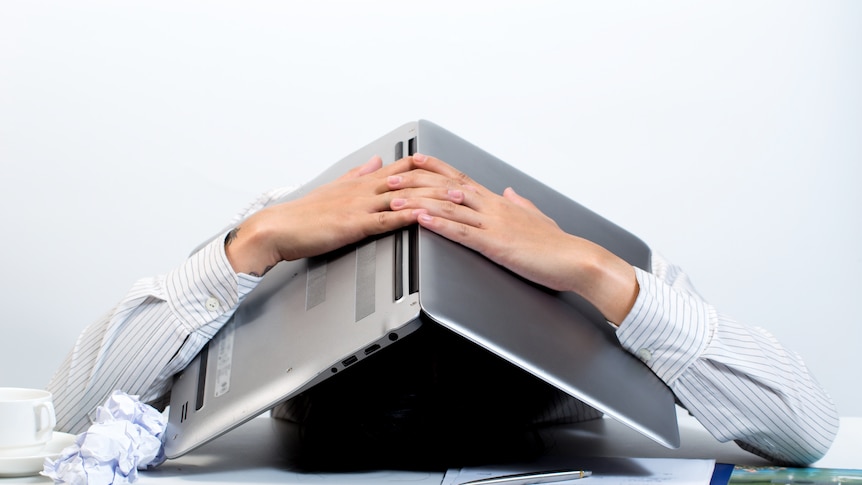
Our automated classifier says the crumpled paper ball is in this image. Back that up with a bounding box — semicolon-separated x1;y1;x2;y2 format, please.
42;391;167;484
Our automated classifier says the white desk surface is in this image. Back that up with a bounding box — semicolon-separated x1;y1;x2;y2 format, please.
5;409;860;484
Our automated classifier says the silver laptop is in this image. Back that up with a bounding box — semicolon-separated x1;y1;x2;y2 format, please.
164;120;679;459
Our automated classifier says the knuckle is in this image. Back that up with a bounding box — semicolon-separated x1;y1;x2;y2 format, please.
456;223;470;238
377;212;389;227
440;200;459;214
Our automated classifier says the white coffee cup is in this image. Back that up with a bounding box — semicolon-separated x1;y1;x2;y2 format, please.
0;387;57;457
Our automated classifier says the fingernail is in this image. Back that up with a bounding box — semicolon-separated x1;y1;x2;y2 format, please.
413;153;426;162
391;198;406;208
418;213;433;223
388;175;402;185
448;189;463;200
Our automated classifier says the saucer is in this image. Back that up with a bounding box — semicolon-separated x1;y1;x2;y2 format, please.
0;432;76;478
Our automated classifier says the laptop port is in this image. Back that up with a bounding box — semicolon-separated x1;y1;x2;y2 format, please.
364;344;381;355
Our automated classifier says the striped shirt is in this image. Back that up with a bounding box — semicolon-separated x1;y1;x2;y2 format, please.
46;188;839;466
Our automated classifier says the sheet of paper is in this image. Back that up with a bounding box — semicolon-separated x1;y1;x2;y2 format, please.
442;456;716;485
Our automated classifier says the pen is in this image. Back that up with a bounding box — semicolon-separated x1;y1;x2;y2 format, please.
459;469;592;485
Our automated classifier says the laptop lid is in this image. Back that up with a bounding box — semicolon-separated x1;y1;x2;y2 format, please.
414;120;678;449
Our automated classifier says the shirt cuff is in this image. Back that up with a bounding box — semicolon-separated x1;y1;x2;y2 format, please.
165;232;262;336
614;267;715;385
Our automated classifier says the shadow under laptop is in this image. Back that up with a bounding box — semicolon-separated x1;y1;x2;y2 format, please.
287;417;548;472
270;324;594;472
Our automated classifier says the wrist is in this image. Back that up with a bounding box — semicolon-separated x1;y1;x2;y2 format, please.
567;241;639;326
224;221;280;277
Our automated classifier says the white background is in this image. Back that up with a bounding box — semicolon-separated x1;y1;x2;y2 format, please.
1;1;860;417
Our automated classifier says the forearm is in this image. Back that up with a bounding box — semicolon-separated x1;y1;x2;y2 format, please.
616;256;838;465
48;235;259;434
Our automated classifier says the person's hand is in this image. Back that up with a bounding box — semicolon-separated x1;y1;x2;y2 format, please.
389;153;639;325
225;155;453;277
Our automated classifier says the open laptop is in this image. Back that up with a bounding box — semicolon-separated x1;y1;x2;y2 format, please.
164;120;679;459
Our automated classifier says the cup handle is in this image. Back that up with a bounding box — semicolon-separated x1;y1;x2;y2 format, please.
34;402;57;440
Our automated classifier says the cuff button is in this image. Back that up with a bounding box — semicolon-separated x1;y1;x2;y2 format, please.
636;348;653;363
205;296;221;312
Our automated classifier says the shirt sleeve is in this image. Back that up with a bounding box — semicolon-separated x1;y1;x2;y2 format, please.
615;252;839;466
47;188;296;434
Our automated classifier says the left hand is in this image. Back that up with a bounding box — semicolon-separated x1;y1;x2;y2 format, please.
389;153;639;325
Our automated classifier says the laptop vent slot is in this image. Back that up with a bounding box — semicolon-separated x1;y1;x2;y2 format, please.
306;257;327;310
194;343;209;411
394;230;404;301
355;241;376;321
408;225;419;294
